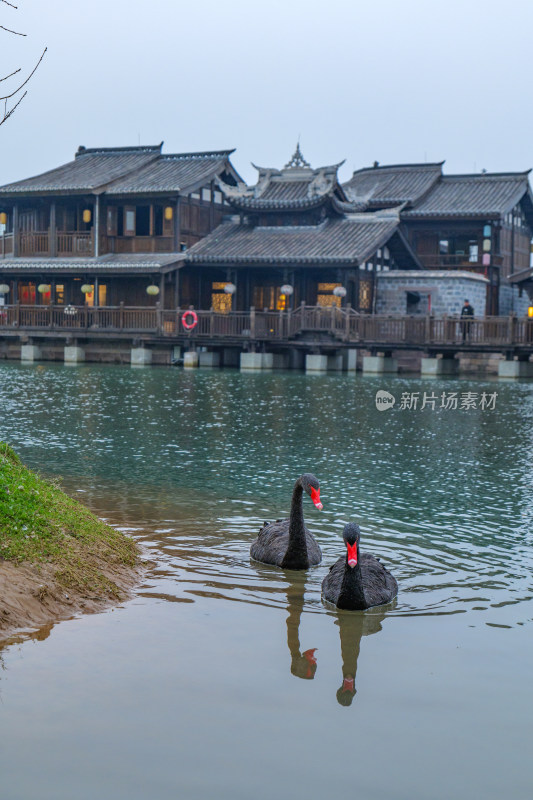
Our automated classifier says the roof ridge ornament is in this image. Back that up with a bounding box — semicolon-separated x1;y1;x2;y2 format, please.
285;142;311;169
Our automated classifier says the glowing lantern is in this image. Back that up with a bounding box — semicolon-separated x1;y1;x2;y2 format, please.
224;283;236;294
0;283;10;294
0;212;7;225
82;209;92;224
333;286;347;298
280;284;294;295
146;284;160;296
81;284;92;294
528;306;533;318
164;206;174;221
37;284;51;294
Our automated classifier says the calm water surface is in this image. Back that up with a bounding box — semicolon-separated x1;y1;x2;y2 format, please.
0;363;532;800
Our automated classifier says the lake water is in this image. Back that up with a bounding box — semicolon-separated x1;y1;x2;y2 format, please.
1;362;532;800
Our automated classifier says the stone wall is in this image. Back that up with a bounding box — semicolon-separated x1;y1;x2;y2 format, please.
375;270;488;316
499;283;531;316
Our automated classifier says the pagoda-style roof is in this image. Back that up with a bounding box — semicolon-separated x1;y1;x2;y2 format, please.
218;144;350;212
0;144;239;197
403;171;533;223
186;209;420;268
343;162;443;209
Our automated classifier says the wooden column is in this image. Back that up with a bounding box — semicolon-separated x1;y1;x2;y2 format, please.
174;268;180;308
209;180;215;230
94;195;100;257
12;204;18;257
94;276;99;307
173;197;181;252
159;273;165;310
49;202;57;257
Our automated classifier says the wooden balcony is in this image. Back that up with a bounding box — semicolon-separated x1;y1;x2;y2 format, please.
109;236;174;254
0;304;532;353
6;231;94;258
1;231;175;257
1;233;14;256
418;254;504;272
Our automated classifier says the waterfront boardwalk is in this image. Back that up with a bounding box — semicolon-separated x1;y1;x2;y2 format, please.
1;304;532;350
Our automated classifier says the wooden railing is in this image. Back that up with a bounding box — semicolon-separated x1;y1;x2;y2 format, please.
57;231;93;255
112;236;174;254
1;233;14;256
19;231;49;256
1;304;533;349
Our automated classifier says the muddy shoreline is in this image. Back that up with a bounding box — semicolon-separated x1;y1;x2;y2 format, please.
0;552;145;644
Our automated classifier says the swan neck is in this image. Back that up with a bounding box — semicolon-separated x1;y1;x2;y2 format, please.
288;482;305;542
281;482;308;568
337;556;366;609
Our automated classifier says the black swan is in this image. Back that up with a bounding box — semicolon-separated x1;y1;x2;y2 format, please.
322;522;397;610
250;473;323;569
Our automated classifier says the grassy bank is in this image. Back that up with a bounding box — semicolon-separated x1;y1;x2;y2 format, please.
0;441;139;609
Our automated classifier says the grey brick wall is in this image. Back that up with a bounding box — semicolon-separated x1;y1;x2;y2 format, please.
375;271;488;316
499;284;530;316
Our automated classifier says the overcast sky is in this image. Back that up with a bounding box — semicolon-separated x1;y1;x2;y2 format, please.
2;0;533;186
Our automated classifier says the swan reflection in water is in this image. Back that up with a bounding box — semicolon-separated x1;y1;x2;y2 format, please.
285;576;318;680
334;608;386;706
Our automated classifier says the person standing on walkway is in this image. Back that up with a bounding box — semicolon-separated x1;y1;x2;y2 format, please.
460;299;474;342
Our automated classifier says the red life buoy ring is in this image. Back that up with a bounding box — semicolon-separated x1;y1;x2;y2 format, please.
181;310;198;330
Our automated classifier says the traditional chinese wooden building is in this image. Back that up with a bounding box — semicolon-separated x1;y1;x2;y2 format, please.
343;162;533;314
0;143;240;308
184;146;421;312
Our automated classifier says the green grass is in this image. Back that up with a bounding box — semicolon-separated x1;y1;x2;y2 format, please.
0;441;138;598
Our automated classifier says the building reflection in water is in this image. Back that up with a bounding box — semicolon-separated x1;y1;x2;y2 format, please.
334;609;386;706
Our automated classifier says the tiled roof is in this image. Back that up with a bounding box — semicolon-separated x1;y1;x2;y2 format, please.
404;172;532;218
105;151;236;195
186;212;411;266
0;145;237;196
0;145;162;194
0;253;185;272
343;163;443;208
219;148;348;212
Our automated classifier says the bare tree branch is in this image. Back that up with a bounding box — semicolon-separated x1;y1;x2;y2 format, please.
0;90;25;126
0;67;22;84
1;23;25;35
0;2;46;125
0;47;46;101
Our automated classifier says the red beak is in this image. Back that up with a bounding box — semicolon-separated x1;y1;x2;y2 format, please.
310;486;323;511
346;541;358;567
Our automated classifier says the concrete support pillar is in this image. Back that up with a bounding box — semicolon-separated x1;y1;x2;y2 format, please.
261;353;273;370
20;344;42;362
64;346;85;364
272;353;289;369
421;356;459;376
184;351;199;368
131;347;152;366
240;352;263;371
289;349;305;370
498;359;533;378
222;348;240;367
327;354;343;371
172;346;182;362
305;354;328;372
362;355;398;374
199;351;220;367
342;348;358;372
